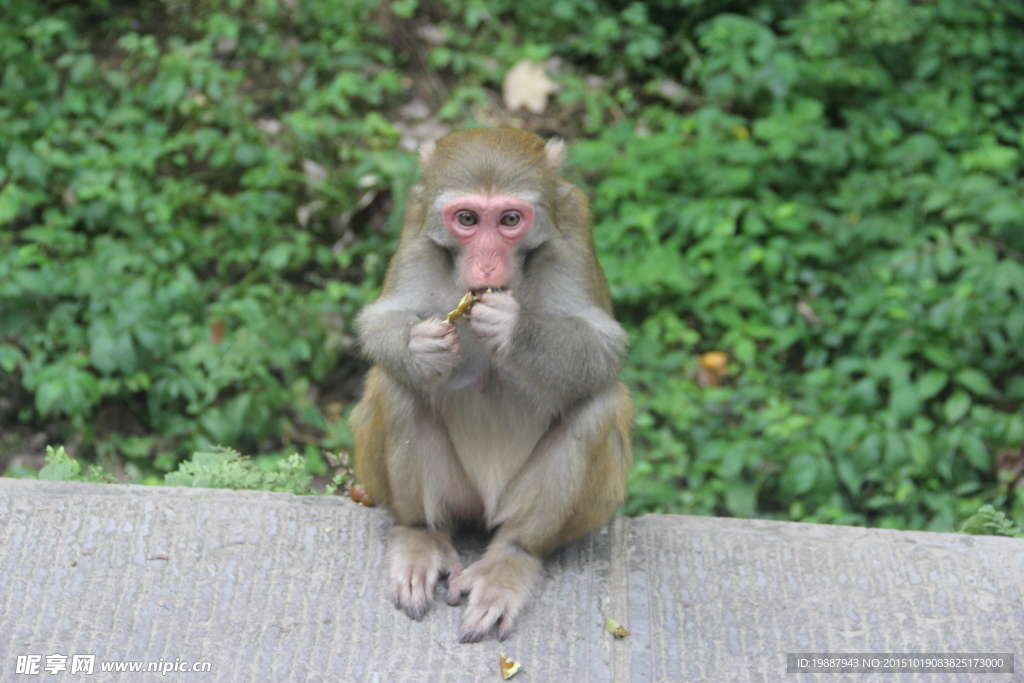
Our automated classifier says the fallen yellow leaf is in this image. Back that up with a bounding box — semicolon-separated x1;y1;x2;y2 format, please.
500;653;522;679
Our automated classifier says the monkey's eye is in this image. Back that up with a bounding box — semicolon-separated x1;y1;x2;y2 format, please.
456;211;478;226
499;212;522;227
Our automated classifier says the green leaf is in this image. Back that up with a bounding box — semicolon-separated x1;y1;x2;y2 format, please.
723;480;758;518
0;344;26;372
943;391;971;424
915;370;948;401
719;444;745;478
904;432;932;469
35;380;66;417
835;457;862;496
960;433;990;471
89;330;118;375
233;142;264;166
954;369;995;397
934;244;958;276
781;453;818;496
732;338;756;365
889;382;919;418
962;505;1024;538
922;347;958;369
884;432;908;467
38;446;80;481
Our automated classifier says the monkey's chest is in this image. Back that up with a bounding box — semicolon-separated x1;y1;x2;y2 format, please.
438;383;551;522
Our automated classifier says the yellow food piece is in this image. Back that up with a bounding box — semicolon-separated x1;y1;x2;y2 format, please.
446;292;478;323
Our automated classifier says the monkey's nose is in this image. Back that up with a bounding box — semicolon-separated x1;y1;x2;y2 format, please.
470;264;508;289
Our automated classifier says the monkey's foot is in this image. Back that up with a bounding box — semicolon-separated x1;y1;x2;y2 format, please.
388;527;463;620
448;545;542;642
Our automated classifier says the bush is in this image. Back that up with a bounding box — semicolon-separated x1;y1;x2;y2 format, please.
1;0;410;473
571;0;1024;529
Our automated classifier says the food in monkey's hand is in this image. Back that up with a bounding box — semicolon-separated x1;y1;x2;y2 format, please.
446;292;480;323
446;288;497;323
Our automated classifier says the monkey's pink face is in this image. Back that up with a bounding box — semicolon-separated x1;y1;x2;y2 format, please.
442;195;535;289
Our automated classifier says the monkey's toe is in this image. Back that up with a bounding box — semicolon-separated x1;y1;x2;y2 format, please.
458;628;484;644
392;581;433;620
388;527;464;622
459;601;508;643
445;570;468;606
445;585;464;606
402;601;429;621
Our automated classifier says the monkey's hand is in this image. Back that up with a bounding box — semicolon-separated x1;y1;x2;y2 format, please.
408;316;460;382
468;290;519;358
390;527;464;621
447;544;541;642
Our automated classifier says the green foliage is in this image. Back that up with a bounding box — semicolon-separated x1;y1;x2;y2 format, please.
568;0;1024;530
1;0;410;468
2;0;1022;534
38;446;113;483
962;504;1024;539
165;447;314;493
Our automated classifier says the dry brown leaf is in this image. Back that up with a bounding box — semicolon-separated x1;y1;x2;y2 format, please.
301;158;328;184
796;300;821;326
297;200;324;228
209;320;224;345
997;447;1024;488
502;60;558;114
255;118;282;135
416;24;447;46
349;484;374;507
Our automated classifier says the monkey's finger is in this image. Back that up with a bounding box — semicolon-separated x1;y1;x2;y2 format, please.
445;572;468;606
416;337;458;354
412;317;457;338
496;616;513;642
445;586;463;606
394;567;439;620
403;600;428;621
458;621;490;644
458;602;505;643
396;582;432;620
477;289;518;310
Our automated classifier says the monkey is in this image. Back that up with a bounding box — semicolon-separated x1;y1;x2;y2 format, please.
350;127;632;643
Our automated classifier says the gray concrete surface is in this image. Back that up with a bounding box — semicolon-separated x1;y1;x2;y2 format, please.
0;478;1021;682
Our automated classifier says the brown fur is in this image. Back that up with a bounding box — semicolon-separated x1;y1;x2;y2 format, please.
351;128;632;642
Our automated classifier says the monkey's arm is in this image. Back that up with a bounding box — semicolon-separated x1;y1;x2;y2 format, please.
357;300;460;387
470;290;626;405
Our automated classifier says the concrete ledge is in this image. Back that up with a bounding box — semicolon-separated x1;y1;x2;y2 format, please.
1;479;1021;682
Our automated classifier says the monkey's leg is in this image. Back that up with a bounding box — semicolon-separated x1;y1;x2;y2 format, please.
447;538;541;642
389;526;463;620
450;382;632;642
379;379;483;620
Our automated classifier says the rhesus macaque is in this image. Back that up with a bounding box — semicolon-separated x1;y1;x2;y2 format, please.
350;128;632;643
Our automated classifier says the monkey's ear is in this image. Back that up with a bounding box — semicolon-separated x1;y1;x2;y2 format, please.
544;138;566;169
418;140;437;167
